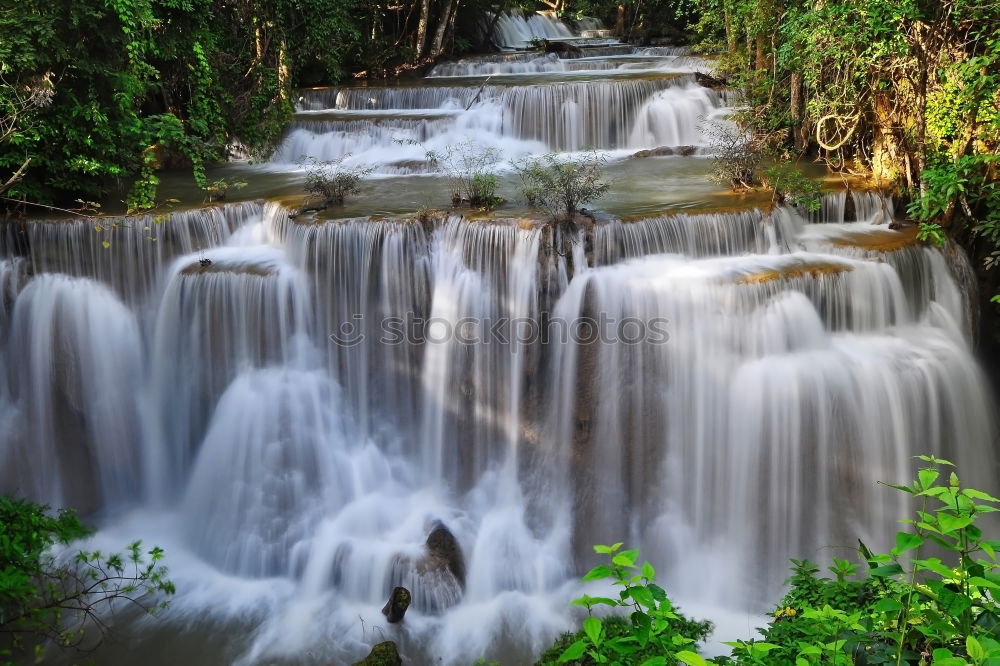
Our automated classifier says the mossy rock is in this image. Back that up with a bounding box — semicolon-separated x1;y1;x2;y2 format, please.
352;641;402;666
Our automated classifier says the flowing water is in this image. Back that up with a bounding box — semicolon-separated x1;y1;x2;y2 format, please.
1;12;997;666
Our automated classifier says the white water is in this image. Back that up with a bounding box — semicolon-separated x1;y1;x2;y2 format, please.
0;191;995;664
492;12;575;50
278;33;725;170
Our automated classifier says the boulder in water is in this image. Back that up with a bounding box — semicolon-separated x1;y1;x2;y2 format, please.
630;146;676;159
381;586;411;623
420;522;466;588
539;39;582;56
695;71;728;89
352;641;402;666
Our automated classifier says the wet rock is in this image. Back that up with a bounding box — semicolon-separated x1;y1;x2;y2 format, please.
540;39;582;56
630;146;675;159
676;145;698;156
352;641;402;666
381;586;411;623
888;219;903;230
695;71;728;89
422;522;466;588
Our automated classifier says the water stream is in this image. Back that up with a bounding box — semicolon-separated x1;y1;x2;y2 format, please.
0;12;996;666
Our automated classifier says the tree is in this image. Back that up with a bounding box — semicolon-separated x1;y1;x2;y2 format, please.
0;497;174;665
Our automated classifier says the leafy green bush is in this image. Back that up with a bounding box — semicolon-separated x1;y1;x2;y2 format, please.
512;152;609;222
0;497;174;665
761;164;823;212
722;456;1000;666
539;543;712;666
541;457;1000;666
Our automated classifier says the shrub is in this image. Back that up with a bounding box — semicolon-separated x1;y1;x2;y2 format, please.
542;457;1000;666
299;155;374;207
760;164;824;212
202;177;248;203
706;121;767;191
426;139;504;210
512;152;610;222
0;497;174;665
539;543;712;666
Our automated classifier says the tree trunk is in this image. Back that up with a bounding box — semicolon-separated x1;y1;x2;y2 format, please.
414;0;432;60
790;70;805;149
430;0;456;57
723;0;737;53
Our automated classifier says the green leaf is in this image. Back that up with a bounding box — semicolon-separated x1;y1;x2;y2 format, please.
874;598;903;614
964;489;1000;503
893;532;925;555
583;565;613;582
919;468;941;490
676;650;707;666
641;561;655;580
638;658;667;666
594;543;623;554
869;563;904;578
938;512;974;533
612;550;639;568
969;636;986;662
583;616;602;647
557;640;587;663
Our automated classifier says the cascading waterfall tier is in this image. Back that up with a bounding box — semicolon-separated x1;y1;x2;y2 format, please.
280;34;726;169
0;191;994;665
282;76;724;166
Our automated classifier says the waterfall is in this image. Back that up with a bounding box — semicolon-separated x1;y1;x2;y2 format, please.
1;30;997;662
283;76;723;165
3;275;144;512
492;12;575;50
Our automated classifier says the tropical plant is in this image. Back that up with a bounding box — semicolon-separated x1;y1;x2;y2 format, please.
0;496;174;665
539;543;712;665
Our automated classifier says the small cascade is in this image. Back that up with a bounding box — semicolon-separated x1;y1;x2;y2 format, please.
492;12;575;50
1;202;263;304
594;209;775;262
181;367;381;578
2;275;144;512
282;217;431;441
419;219;542;490
284;76;720;164
627;83;727;148
547;244;992;597
149;245;313;499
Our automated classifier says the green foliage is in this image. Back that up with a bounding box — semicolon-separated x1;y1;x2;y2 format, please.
202;177;248;204
539;542;712;666
427;140;505;210
0;497;174;665
761;164;823;211
717;456;1000;666
541;458;1000;666
513;152;610;221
